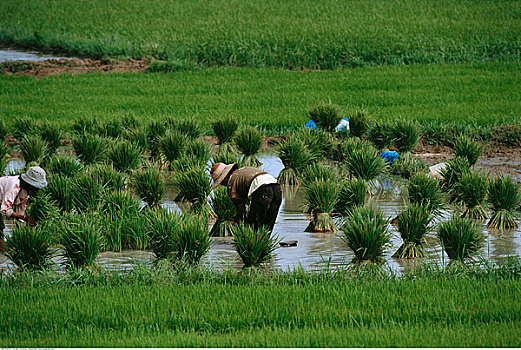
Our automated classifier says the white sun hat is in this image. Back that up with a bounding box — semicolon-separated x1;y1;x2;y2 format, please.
21;166;48;189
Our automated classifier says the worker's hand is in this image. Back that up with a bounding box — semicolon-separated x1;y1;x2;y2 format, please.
26;216;36;226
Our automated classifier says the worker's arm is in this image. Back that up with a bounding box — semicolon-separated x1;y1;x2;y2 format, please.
7;212;36;226
232;199;246;223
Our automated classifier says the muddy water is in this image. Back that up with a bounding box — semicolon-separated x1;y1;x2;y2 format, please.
0;49;75;62
1;154;520;274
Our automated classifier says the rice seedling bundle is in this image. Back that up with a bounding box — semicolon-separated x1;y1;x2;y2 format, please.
213;117;239;144
407;172;445;214
12;116;37;140
72;173;105;213
454;135;483;166
456;171;489;220
171;154;207;174
121;114;140;130
173;166;212;213
345;146;388;182
146;207;179;261
232;223;280;268
39;120;61;156
60;214;103;268
277;138;315;185
390;152;428;179
294;128;335;159
393;204;432;259
348;110;370;138
0;119;7;142
86;163;126;192
299;163;339;185
172;213;210;265
185;138;212;165
335;137;374;162
0;142;9;175
27;192;59;224
340;206;391;264
172;118;203;140
47;174;74;212
108;139;142;172
487;174;521;230
72;116;100;135
147;120;167;159
73;133;107;165
210;186;236;237
212;143;240;165
307;103;342;133
133;166;164;207
126;127;148;154
303;179;341;233
20;135;47;164
46;155;81;178
437;216;484;262
234;126;262;167
440;158;471;199
160;130;187;165
391;120;420;153
335;178;368;217
368;120;393;150
100;119;123;138
5;224;53;271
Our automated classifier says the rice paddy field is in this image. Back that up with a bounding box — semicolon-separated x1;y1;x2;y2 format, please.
1;0;521;347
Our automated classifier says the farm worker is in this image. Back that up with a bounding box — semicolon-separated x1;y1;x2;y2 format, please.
210;162;282;233
0;166;48;252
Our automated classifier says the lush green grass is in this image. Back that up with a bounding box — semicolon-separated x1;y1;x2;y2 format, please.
1;63;520;133
1;0;520;68
1;267;520;347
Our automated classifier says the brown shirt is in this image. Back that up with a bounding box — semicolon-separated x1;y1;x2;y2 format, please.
227;167;268;202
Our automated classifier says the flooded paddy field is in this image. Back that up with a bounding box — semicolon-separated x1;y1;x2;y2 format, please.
1;153;520;274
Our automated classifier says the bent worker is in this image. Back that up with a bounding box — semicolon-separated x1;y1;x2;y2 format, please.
0;166;48;251
210;163;281;232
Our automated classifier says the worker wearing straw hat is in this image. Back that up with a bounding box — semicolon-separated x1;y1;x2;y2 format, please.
210;162;282;232
0;166;48;251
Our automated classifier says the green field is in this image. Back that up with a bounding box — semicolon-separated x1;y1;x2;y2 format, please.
1;63;520;133
1;0;520;68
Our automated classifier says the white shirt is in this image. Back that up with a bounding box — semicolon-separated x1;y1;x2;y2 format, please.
0;176;28;218
247;174;277;200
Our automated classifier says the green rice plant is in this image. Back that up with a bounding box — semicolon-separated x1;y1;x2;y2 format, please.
71;116;100;135
133;166;164;207
160;130;187;166
39;120;61;156
232;222;280;268
454;135;483;166
308;103;342;133
456;172;489;220
126;127;148;154
391;120;420;153
340;206;391;264
12;116;37;140
440;157;471;192
0;119;7;142
86;163;126;191
72;173;104;213
171;154;207;174
345;146;388;181
185;138;212;165
5;224;53;271
172;213;210;265
146;207;179;261
121;114;140;130
46;174;74;212
393;204;432;259
173;166;212;214
46;154;81;178
390;152;428;179
100;119;124;138
408;172;445;214
487;175;521;230
294;128;335;159
27;191;59;224
20;135;47;164
437;216;484;263
213;117;239;144
210;186;236;237
334;178;368;217
334;137;374;162
299;163;339;185
212;143;240;165
303;179;341;233
73;133;107;165
368;120;393;150
171;118;203;140
234;126;262;167
147;120;167;159
277;138;316;185
348;110;370;138
60;214;103;268
108;139;142;172
0;142;9;175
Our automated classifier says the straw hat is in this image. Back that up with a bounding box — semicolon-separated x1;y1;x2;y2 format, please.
210;162;236;190
21;166;48;189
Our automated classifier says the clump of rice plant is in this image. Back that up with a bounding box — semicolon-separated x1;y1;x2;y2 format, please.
234;126;262;167
46;155;81;178
345;146;388;181
340;206;391;264
72;173;104;213
47;174;74;212
440;157;471;191
173;166;212;214
0;142;9;175
27;192;60;224
456;171;489;220
126;127;148;154
100;119;123;138
72;116;100;135
20;135;47;164
454;135;483;166
308;103;342;133
12;116;37;140
73;133;107;165
438;216;484;263
391;120;420;153
408;172;445;214
368;120;393;150
487;175;521;230
393;204;432;259
39;120;61;156
348;110;370;138
185;138;212;165
232;223;280;268
299;163;339;185
210;187;236;237
146;208;179;261
213;144;240;165
86;163;126;192
5;225;53;271
172;213;210;265
334;137;372;162
0;119;7;142
213;117;239;144
303;179;341;233
390;152;428;179
294;128;335;159
160;130;187;166
133;166;164;207
147;120;167;159
334;178;368;217
61;214;103;268
277;138;315;185
108;139;142;172
171;118;203;140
